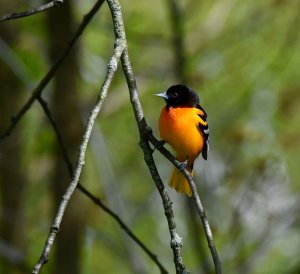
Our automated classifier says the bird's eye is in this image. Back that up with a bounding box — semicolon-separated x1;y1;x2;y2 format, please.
173;92;179;97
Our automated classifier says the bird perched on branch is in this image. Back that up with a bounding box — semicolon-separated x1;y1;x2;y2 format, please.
155;84;209;196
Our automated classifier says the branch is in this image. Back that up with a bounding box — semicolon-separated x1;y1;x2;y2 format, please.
146;132;222;274
77;184;169;274
32;41;125;274
105;1;188;273
0;0;106;141
0;1;64;22
123;51;186;274
37;95;169;274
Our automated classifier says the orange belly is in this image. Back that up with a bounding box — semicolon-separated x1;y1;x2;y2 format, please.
159;107;204;162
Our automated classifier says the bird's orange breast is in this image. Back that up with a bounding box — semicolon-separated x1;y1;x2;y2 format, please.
159;106;206;162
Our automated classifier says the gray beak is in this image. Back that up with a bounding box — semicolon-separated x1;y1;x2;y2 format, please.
154;92;168;100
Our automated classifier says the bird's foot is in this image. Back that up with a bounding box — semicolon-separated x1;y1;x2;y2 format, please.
178;160;188;171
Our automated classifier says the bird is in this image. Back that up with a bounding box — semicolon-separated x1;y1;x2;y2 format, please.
155;84;209;196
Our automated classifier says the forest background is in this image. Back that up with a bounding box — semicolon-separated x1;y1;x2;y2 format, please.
0;0;300;273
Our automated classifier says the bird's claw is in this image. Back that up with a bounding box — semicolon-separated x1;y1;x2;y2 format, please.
178;160;188;171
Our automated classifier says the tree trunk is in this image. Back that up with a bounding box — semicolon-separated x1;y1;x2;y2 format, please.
45;1;84;273
0;20;27;274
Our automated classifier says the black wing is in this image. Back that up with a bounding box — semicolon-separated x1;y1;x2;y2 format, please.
197;104;209;160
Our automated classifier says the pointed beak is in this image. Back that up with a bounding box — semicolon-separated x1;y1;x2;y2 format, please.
154;92;168;100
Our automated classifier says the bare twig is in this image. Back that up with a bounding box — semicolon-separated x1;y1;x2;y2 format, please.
77;184;169;274
185;170;221;274
146;133;222;274
0;1;64;22
32;41;126;274
0;0;105;141
105;1;187;273
37;95;169;274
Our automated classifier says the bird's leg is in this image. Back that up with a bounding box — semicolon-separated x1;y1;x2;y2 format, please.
178;160;188;171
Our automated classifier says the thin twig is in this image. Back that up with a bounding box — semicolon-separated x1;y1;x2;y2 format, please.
0;1;64;22
37;95;169;274
32;41;126;274
77;184;169;274
146;132;222;274
0;0;105;141
105;1;188;273
37;96;73;173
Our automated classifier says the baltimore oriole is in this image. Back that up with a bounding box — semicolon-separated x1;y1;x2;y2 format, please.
155;84;209;196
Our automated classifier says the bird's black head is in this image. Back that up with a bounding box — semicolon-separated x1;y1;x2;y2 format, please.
155;84;199;108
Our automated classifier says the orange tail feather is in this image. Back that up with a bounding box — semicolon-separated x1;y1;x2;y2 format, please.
169;167;193;196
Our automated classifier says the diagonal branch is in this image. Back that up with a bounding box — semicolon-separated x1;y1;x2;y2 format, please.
0;1;63;22
0;0;105;141
106;1;187;273
37;95;169;274
123;50;186;274
146;132;222;274
37;96;73;172
32;41;126;274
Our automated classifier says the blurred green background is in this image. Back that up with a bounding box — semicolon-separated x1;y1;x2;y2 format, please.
1;0;300;273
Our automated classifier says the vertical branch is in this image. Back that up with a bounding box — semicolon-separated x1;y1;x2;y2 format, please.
123;49;186;274
32;42;125;274
106;1;188;273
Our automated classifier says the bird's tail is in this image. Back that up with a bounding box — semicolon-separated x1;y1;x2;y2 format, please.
169;166;193;196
